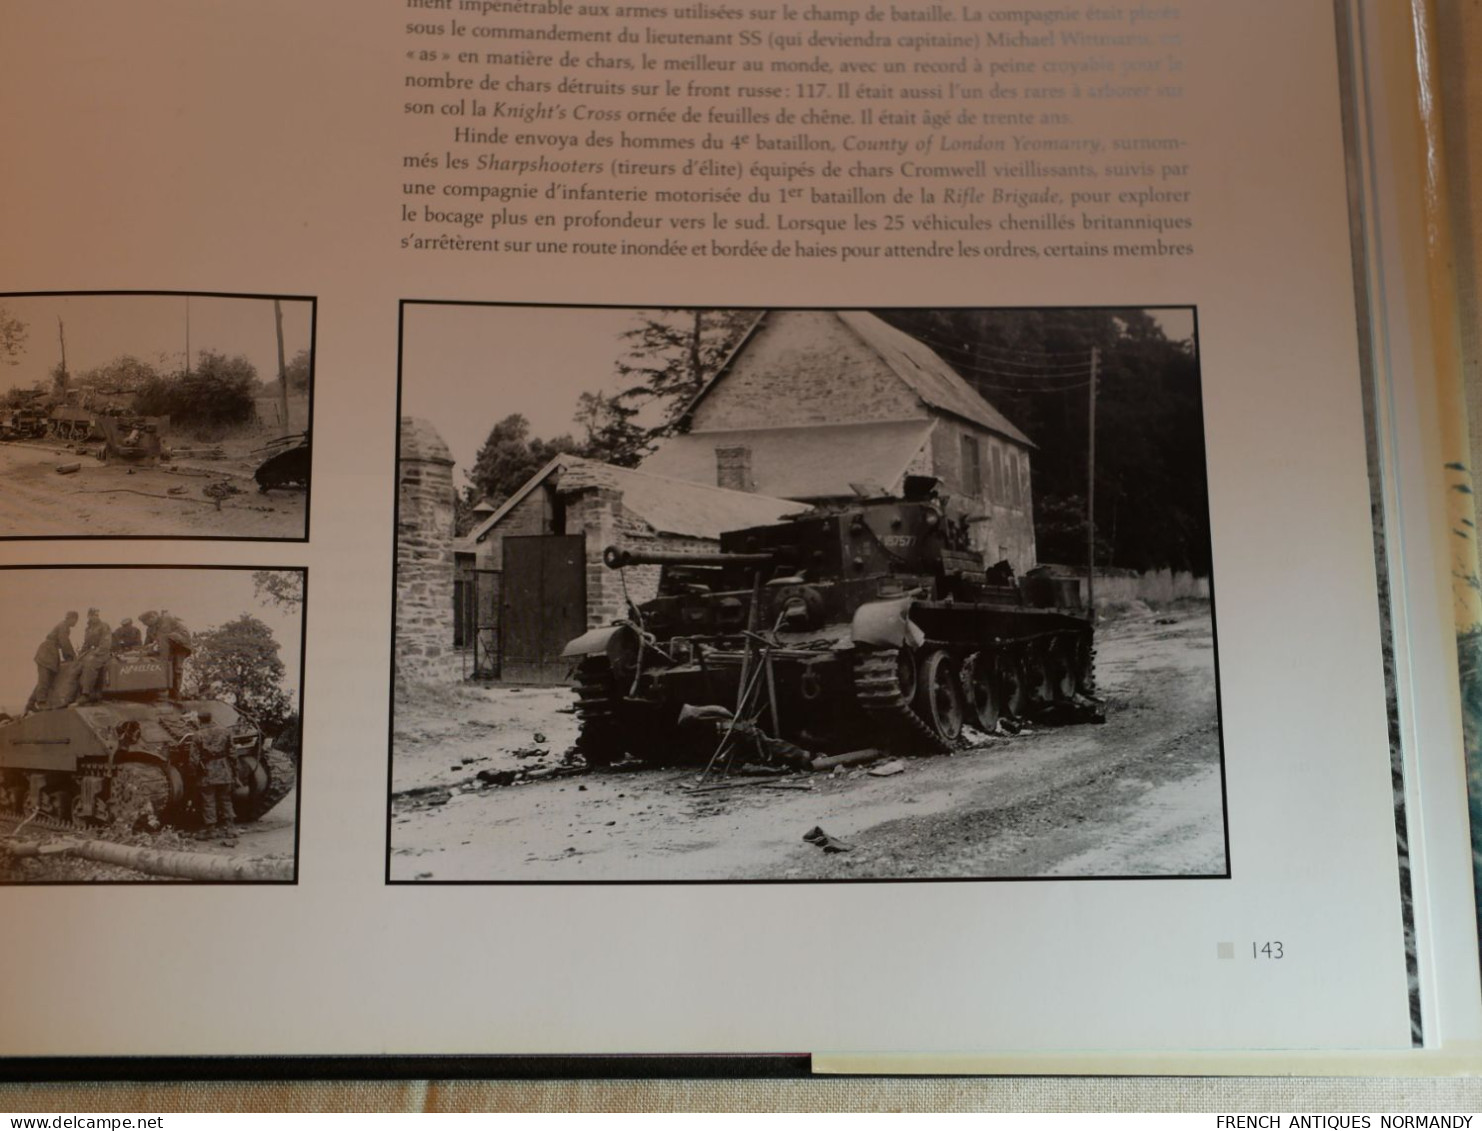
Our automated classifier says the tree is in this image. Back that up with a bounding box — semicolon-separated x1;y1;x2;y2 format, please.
610;309;755;444
183;614;292;733
465;413;576;509
573;390;646;467
253;569;304;610
283;348;311;393
0;307;26;367
874;308;1209;574
77;354;161;394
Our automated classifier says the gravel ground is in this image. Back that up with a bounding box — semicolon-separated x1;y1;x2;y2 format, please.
0;438;305;538
389;603;1225;882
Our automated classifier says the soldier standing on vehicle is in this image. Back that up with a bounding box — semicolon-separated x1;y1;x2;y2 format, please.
77;607;113;704
140;609;193;698
112;617;142;651
24;611;78;714
190;708;238;841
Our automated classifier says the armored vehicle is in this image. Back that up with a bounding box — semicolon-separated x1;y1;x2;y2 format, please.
252;432;311;493
562;478;1099;768
48;403;99;441
0;650;295;829
96;415;165;465
0;407;49;441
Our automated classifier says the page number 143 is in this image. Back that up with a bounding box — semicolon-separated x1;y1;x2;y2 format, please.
1253;941;1285;959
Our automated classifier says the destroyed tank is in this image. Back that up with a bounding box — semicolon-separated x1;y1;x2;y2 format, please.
0;651;295;830
561;478;1100;768
96;415;165;465
252;432;311;493
0;407;49;441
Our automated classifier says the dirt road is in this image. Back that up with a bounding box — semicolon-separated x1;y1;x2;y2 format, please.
0;439;305;539
389;604;1226;882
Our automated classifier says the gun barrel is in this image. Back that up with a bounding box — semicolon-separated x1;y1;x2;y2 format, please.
603;545;775;570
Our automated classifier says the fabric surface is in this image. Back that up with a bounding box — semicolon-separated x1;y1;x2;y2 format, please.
1;1078;1481;1113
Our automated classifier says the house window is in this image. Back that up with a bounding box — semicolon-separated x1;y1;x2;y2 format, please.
716;446;754;493
961;434;982;496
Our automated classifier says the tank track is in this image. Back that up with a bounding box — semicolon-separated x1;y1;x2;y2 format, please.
0;762;171;835
573;657;627;767
0;808;85;837
852;648;957;755
235;748;296;823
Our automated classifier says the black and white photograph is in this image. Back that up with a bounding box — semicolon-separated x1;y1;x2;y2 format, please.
0;292;314;540
0;566;304;883
390;304;1224;883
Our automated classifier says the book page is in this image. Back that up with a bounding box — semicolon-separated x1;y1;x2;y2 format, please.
0;0;1475;1064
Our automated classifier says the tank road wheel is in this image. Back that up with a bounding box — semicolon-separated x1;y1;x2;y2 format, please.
1048;635;1079;701
232;747;296;822
1022;642;1057;709
997;652;1027;720
913;649;964;744
960;651;1000;732
38;778;74;821
573;656;626;768
71;792;100;826
0;771;25;816
1075;632;1095;695
109;763;172;829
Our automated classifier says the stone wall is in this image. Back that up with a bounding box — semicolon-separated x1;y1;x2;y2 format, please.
471;480;556;572
396;417;459;684
565;485;714;628
691;310;924;432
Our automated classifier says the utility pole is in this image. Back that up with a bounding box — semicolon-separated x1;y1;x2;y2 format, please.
273;299;290;433
1087;345;1099;619
56;317;68;396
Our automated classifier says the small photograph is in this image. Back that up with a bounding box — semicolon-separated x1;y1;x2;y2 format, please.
0;292;313;540
391;304;1222;883
0;566;304;883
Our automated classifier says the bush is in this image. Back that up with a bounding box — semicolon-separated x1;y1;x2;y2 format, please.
131;351;257;429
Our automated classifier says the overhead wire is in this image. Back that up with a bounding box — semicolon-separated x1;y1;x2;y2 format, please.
900;327;1100;367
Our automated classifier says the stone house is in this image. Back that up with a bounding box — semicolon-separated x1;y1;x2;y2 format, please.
461;454;805;682
641;310;1039;574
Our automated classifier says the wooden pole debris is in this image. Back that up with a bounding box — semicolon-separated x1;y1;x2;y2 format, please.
809;748;886;772
4;836;292;882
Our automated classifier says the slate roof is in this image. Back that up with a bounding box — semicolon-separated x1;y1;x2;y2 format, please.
834;312;1033;446
641;420;936;501
681;310;1033;447
467;454;807;546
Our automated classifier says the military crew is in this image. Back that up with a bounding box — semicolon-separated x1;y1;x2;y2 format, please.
77;607;113;704
189;708;238;841
24;611;78;714
140;609;193;698
111;617;142;651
